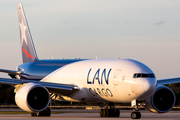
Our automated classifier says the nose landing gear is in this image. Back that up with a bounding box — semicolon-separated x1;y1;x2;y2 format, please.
131;111;141;119
131;104;141;119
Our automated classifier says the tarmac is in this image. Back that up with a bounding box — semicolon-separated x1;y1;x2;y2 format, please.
0;109;179;120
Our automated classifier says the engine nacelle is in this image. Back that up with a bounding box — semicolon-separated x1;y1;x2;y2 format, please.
144;85;175;113
15;83;50;112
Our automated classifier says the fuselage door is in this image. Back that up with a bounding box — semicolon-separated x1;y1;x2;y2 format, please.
113;69;121;85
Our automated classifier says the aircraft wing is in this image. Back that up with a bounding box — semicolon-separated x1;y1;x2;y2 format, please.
157;77;180;85
0;77;79;96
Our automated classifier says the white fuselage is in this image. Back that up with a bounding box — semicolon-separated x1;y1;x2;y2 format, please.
42;59;157;103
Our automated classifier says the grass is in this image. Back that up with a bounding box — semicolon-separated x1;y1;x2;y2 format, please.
0;111;29;114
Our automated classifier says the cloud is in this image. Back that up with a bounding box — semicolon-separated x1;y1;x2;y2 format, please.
154;20;165;25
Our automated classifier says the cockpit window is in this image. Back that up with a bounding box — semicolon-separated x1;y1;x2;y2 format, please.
133;73;155;78
137;74;141;78
148;73;155;78
133;74;137;78
142;73;149;78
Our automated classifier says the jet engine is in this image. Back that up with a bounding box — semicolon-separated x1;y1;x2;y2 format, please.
15;83;50;112
144;85;175;113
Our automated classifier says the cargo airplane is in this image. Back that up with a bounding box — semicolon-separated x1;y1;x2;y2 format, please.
0;3;179;119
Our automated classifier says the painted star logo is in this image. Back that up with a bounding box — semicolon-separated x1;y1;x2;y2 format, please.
19;20;28;46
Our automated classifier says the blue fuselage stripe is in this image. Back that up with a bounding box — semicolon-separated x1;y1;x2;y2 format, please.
18;59;86;81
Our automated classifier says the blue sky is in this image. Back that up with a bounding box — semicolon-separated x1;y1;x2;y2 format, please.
0;0;180;79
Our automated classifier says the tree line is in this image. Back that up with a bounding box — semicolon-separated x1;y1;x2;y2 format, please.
0;84;180;106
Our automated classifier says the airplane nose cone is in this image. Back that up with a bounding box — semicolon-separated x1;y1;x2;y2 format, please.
143;78;156;98
131;78;157;99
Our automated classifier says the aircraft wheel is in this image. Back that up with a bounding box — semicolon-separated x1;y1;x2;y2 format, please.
31;112;37;116
39;108;51;116
109;109;114;117
114;108;120;117
31;108;51;117
100;109;103;117
131;112;141;119
106;108;115;117
137;112;141;118
102;109;106;117
105;108;110;117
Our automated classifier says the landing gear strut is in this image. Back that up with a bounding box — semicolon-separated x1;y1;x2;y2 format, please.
131;105;141;119
31;107;51;117
100;102;120;117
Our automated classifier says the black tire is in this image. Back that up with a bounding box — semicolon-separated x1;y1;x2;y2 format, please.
131;112;141;119
131;112;137;119
100;109;103;117
31;112;37;116
137;112;141;119
102;109;106;117
109;109;114;117
38;108;51;116
105;108;110;117
46;107;51;116
114;109;120;117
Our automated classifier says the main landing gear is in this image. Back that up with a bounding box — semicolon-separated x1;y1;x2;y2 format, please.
31;108;51;117
100;103;120;117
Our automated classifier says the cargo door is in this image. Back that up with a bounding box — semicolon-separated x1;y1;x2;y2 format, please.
113;69;121;85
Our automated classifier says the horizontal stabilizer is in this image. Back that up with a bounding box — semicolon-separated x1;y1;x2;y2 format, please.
0;69;21;75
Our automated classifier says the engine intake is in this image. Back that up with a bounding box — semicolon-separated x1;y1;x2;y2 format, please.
15;83;50;112
144;85;175;113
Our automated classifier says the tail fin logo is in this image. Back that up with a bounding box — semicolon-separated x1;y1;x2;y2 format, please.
22;49;35;58
18;3;38;63
19;20;28;46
